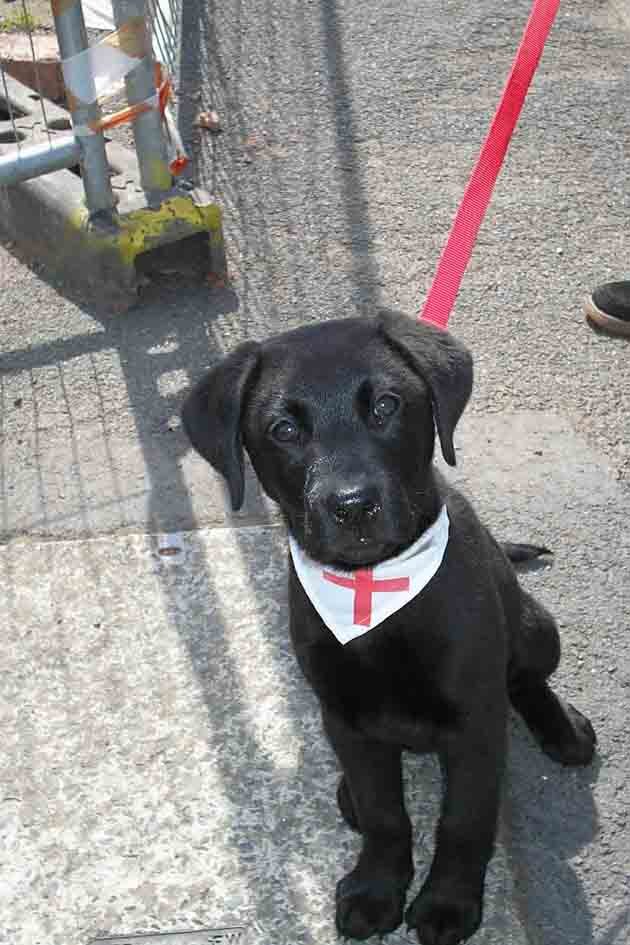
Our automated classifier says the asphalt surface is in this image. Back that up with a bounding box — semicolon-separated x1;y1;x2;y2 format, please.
1;1;630;944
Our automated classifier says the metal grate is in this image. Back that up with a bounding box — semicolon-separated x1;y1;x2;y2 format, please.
0;62;25;145
0;0;53;153
90;929;248;945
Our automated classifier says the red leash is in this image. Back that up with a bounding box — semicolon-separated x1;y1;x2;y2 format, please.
419;0;561;330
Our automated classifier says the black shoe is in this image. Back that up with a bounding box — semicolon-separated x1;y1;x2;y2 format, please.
585;280;630;337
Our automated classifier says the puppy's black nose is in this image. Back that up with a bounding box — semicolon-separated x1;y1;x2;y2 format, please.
331;488;382;527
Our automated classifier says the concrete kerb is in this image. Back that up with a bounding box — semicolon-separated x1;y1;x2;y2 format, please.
0;73;226;312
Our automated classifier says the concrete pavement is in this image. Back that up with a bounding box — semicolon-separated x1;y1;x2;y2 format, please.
2;1;630;943
2;412;629;945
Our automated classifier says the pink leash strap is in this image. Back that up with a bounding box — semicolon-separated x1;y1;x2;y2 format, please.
419;0;561;330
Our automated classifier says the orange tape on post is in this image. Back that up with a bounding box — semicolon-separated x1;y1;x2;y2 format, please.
89;63;188;176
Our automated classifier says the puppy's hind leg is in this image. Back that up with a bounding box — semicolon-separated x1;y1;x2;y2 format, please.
509;590;596;766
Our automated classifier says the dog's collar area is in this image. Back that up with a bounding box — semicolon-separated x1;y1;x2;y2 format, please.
289;506;450;645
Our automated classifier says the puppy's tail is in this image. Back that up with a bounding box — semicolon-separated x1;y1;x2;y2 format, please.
502;542;552;563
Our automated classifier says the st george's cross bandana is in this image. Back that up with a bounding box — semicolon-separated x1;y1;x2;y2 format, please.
289;505;450;645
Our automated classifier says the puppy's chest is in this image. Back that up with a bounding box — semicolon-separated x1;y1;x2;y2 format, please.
301;635;457;752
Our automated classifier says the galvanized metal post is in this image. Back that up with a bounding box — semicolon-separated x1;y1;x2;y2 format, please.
111;0;172;201
0;135;81;187
51;0;117;219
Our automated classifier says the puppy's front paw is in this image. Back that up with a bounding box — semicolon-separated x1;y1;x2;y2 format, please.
336;869;411;941
406;885;482;945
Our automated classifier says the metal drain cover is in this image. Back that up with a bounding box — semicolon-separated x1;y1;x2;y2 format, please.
91;929;247;945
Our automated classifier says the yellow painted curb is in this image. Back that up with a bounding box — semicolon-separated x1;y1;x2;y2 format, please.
68;195;223;268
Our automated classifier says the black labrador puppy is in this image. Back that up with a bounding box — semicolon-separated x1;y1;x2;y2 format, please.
182;310;596;945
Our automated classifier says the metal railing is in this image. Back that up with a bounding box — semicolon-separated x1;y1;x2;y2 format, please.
0;0;176;217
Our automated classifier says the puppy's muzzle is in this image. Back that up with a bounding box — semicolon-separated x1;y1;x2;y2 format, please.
303;466;392;560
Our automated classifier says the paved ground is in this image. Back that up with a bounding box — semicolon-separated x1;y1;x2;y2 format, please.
1;1;630;944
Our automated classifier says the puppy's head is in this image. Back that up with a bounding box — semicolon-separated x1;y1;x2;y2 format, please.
182;310;472;567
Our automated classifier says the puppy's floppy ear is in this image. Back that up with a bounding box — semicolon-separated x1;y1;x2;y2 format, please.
377;309;473;466
181;341;260;510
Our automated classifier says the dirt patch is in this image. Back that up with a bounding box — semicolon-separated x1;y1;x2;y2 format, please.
0;0;55;33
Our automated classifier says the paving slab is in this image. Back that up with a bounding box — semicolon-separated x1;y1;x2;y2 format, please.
2;411;628;945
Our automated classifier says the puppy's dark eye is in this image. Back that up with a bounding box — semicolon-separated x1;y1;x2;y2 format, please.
270;418;300;444
372;393;400;425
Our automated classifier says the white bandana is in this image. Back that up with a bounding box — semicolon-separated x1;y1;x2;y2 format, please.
289;505;450;645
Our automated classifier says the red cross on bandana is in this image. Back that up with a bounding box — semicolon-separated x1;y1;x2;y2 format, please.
322;568;411;627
